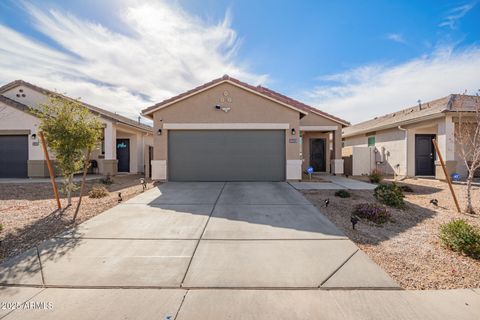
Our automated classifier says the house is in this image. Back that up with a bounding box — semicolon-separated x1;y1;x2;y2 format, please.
141;75;350;181
0;80;153;178
342;94;479;180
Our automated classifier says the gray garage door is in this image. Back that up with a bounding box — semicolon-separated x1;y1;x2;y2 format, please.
168;130;285;181
0;135;28;178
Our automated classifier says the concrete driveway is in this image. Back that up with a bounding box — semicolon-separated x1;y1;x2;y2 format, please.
0;181;397;289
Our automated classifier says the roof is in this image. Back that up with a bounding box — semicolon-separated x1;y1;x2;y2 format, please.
0;80;152;133
343;94;479;137
0;94;32;114
141;75;350;126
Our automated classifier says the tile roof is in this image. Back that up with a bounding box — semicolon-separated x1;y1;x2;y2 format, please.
343;94;479;137
141;75;350;126
0;80;152;132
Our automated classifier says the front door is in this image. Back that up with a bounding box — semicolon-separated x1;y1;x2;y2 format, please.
116;139;130;173
415;134;435;176
310;138;326;172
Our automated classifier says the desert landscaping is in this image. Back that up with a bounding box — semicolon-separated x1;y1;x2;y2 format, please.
302;178;480;290
0;174;156;262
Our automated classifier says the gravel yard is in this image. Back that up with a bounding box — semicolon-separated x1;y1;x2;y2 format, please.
0;174;156;263
302;178;480;290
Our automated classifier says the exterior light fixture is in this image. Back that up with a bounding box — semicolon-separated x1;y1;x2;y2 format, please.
31;133;37;140
215;105;221;110
291;128;296;135
157;129;162;135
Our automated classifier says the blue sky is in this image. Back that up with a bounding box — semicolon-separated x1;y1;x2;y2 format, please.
0;0;478;123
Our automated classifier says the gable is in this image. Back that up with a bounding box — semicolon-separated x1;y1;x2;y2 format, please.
151;82;301;124
142;78;307;118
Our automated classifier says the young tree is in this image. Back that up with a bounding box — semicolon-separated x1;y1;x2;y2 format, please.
34;95;102;209
454;92;480;214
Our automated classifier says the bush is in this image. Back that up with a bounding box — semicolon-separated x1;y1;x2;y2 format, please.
353;203;390;224
368;169;383;183
374;183;405;208
335;189;351;198
439;219;480;259
88;185;109;198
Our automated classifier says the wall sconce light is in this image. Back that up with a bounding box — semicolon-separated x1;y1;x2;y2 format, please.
291;128;296;135
31;133;37;140
157;129;162;135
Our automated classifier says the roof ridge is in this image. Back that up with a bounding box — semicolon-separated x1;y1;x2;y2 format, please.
346;95;453;128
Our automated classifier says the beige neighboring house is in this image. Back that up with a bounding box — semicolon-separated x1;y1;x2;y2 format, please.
141;75;350;181
342;94;479;180
0;80;153;178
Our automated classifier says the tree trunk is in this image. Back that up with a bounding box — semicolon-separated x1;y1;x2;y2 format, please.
66;174;73;206
465;170;475;214
74;150;91;221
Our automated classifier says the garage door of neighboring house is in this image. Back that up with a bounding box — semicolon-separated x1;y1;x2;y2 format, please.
168;130;285;181
0;135;28;178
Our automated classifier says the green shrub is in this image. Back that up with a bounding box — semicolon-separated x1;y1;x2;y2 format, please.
335;189;351;198
374;183;405;208
88;185;109;198
353;203;390;224
368;169;383;183
439;219;480;259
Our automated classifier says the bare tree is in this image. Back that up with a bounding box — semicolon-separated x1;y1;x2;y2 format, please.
454;92;480;214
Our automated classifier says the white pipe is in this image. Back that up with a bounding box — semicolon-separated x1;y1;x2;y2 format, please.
398;126;408;178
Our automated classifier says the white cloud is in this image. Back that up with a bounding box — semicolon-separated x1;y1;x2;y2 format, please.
0;1;266;121
439;2;477;29
305;46;480;124
386;33;406;44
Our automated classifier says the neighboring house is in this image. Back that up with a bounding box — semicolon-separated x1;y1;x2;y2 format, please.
0;80;153;178
141;75;349;181
342;94;479;180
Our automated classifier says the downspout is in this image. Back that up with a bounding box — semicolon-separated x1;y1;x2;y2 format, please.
398;126;408;181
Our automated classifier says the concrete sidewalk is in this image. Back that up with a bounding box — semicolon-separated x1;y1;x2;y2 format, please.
1;287;478;320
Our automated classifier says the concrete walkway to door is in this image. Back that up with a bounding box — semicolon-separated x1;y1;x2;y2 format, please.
1;182;479;319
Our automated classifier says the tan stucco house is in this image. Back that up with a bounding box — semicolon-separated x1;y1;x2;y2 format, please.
343;94;479;180
141;75;349;181
0;80;153;178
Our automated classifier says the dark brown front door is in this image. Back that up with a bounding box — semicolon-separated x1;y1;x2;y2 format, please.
415;134;435;176
310;138;326;172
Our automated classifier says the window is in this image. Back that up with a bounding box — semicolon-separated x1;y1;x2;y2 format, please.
368;136;376;147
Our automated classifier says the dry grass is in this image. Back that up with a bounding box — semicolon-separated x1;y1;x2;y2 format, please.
0;174;156;262
302;178;480;290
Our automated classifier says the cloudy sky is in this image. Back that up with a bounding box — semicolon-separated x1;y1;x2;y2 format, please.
0;0;478;124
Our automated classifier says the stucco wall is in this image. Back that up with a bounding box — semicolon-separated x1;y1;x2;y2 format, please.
2;85;50;109
300;112;340;127
0;102;43;160
344;118;452;177
152;82;301;162
2;84;153;176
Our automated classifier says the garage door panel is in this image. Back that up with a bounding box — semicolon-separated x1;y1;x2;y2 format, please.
168;130;285;181
0;135;28;178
